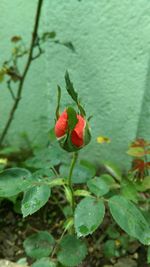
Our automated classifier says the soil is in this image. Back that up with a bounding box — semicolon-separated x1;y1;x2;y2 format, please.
0;198;149;267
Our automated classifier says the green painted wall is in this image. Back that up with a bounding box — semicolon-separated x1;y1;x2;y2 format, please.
1;0;150;168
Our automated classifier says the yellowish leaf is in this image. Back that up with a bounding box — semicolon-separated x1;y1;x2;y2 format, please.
0;158;8;165
97;136;111;144
0;67;6;83
127;147;145;157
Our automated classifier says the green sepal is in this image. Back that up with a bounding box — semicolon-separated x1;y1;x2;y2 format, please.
65;71;78;102
58;121;91;153
74;189;91;197
46;178;65;187
65;71;86;117
59;133;81;153
55;85;61;120
83;122;91;146
66;106;78;131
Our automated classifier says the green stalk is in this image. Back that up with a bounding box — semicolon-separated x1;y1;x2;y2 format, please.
68;152;78;213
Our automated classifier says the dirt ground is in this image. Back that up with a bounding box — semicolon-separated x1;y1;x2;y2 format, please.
0;199;149;267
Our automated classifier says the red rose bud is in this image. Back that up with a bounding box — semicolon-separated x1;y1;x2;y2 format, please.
54;110;91;152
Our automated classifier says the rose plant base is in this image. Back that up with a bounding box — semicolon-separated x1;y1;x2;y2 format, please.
0;196;149;267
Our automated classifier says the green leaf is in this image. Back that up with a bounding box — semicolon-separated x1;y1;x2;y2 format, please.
32;258;56;267
57;235;87;266
108;195;150;245
87;176;109;196
0;145;20;155
74;197;105;237
103;240;116;258
62;205;72;218
135;176;150;192
0;168;33;197
80;160;96;175
13;198;22;214
99;174;120;189
42;31;56;41
62;41;75;52
33;169;54;181
121;179;138;202
66;106;78;130
48;128;56;142
22;185;51;217
104;162;122;181
106;225;120;239
23;231;55;259
127;147;145;157
118;235;129;250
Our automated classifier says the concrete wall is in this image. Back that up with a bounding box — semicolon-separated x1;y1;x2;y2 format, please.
1;0;150;168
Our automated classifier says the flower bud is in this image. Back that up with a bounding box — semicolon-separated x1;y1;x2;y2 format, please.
54;110;91;152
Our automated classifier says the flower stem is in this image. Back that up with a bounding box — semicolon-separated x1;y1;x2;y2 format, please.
68;152;78;213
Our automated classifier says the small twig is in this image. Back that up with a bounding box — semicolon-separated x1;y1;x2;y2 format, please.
15;49;29;59
31;50;43;60
26;224;40;233
51;228;67;258
51;166;59;177
0;0;44;147
31;44;44;60
7;79;16;100
6;67;22;81
32;36;44;60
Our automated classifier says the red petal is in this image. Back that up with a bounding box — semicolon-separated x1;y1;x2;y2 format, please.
55;111;68;138
71;115;86;147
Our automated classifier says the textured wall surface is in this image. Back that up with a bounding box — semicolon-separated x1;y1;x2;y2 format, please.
0;0;48;146
1;0;150;168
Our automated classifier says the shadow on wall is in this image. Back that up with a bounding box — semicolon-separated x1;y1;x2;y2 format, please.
136;52;150;138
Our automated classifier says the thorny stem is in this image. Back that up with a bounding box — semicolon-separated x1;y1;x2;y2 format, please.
0;0;44;147
68;152;78;213
50;164;77;258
